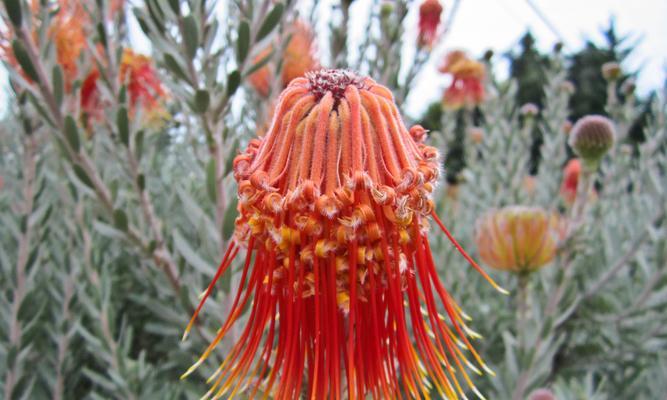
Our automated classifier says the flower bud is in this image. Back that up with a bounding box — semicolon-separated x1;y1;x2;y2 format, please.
559;80;575;95
569;115;615;166
380;1;394;18
468;126;484;144
475;206;564;273
601;61;622;81
520;103;539;118
621;78;636;96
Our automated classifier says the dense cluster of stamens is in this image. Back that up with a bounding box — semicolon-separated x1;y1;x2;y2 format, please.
182;69;504;400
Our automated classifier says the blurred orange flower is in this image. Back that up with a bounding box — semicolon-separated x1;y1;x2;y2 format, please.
475;206;564;273
80;49;168;128
249;21;319;96
50;1;88;91
418;0;444;48
0;0;89;90
439;50;485;109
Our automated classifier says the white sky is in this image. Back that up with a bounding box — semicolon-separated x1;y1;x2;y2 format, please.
402;0;667;116
1;0;665;118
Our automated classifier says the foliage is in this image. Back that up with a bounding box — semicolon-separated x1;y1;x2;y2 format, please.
1;1;666;399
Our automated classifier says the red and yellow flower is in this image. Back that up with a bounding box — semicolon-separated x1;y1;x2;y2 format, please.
439;50;486;110
183;69;504;399
1;0;88;90
80;49;169;127
475;206;564;273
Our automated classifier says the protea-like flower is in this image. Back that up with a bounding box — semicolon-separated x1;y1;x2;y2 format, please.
182;69;504;399
80;49;168;127
417;0;444;48
475;206;564;274
439;51;485;110
249;21;320;97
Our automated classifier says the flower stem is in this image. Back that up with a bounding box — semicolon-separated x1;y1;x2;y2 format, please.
517;272;530;352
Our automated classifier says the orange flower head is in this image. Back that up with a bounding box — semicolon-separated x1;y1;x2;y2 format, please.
183;69;506;399
249;21;319;97
119;49;167;114
1;0;88;89
439;51;485;109
248;47;274;97
282;21;320;86
50;2;87;90
560;158;581;205
80;69;103;127
418;0;444;48
80;50;168;128
475;206;564;273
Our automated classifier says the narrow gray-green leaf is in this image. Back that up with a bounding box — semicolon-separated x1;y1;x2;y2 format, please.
236;21;250;63
117;107;130;146
3;0;22;27
226;70;241;97
134;130;145;160
72;165;94;188
64;116;80;153
182;15;199;60
255;3;284;43
26;92;55;128
113;209;129;232
193;89;210;113
137;173;145;191
168;0;179;14
206;159;217;203
96;22;107;47
222;197;238;241
173;229;215;276
118;84;127;104
52;65;63;106
12;40;38;82
163;53;189;82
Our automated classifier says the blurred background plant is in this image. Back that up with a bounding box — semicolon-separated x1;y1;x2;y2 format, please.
0;0;665;399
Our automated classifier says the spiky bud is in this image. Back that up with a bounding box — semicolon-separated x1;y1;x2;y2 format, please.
601;61;622;81
520;102;539;118
569;115;615;167
553;42;563;54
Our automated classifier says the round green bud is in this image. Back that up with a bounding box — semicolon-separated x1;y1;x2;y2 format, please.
569;115;615;167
